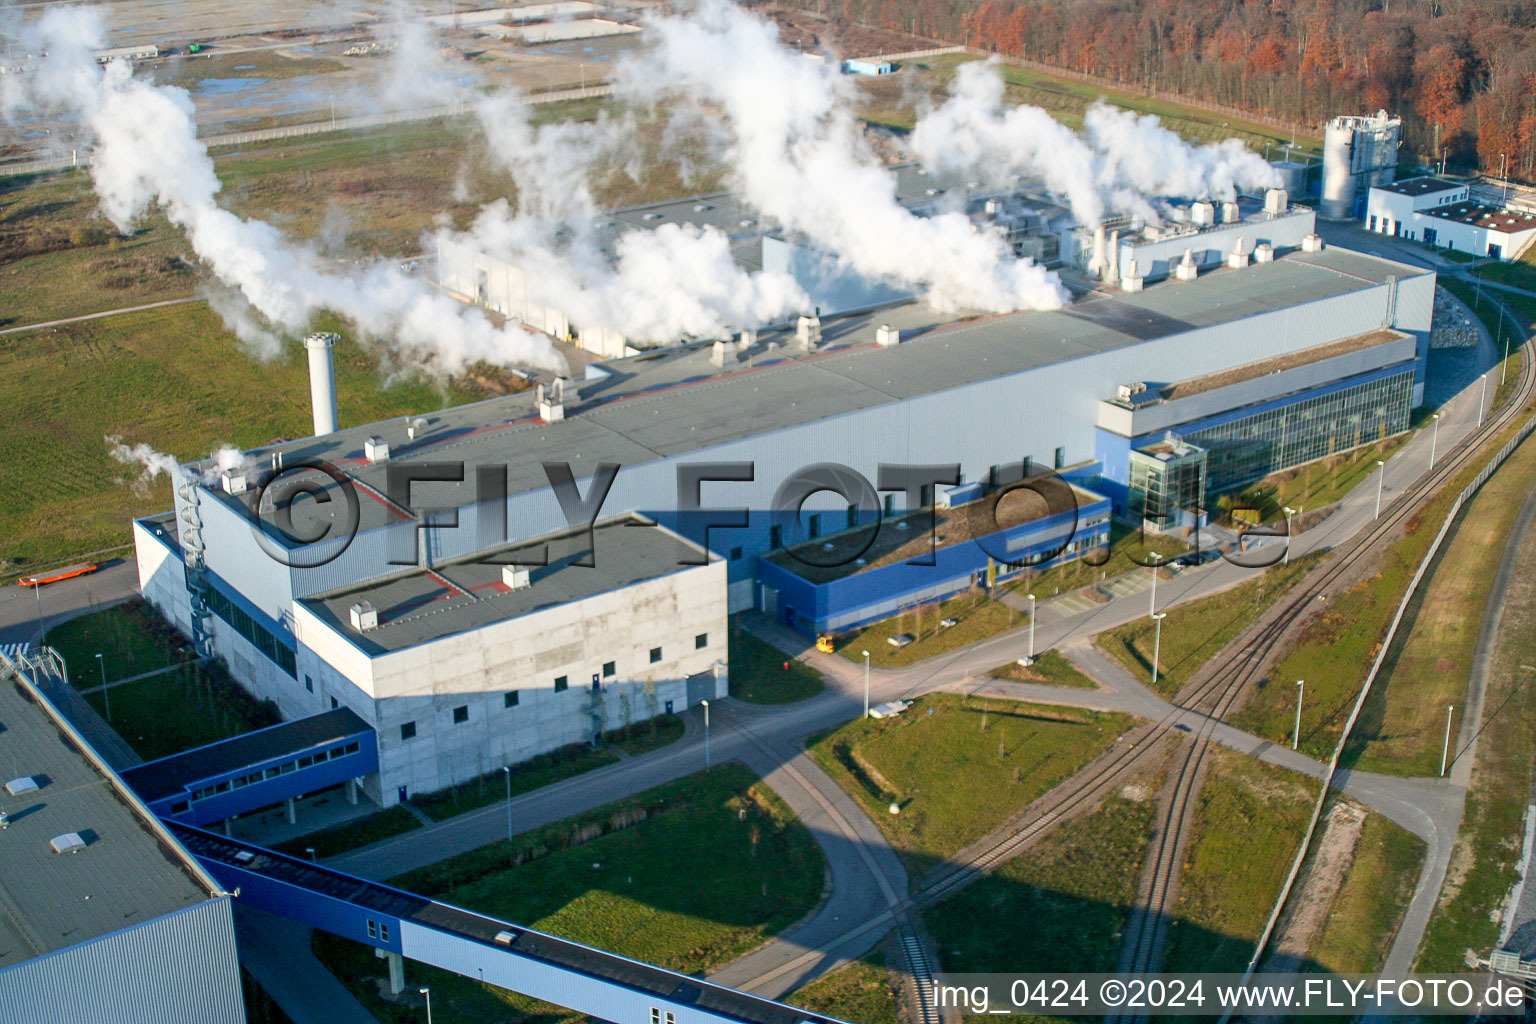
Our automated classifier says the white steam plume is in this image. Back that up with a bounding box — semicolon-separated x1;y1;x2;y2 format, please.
107;436;263;493
615;0;1067;314
911;61;1282;228
5;7;565;378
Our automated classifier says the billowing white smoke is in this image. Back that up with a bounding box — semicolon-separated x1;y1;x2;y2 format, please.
616;0;1067;314
911;60;1281;227
4;7;565;377
106;437;261;493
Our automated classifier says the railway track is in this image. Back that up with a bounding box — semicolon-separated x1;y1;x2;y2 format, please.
904;288;1536;943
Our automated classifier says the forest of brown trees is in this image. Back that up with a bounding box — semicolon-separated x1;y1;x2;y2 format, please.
796;0;1536;179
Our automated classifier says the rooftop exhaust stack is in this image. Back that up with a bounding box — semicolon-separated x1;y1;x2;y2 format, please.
537;379;567;422
1227;236;1251;269
1190;201;1216;228
1221;201;1239;224
1120;257;1144;292
1302;233;1325;253
1265;188;1290;215
364;436;391;463
1254;243;1275;263
875;324;900;347
1087;224;1107;278
303;332;341;437
349;601;379;631
795;314;822;351
502;564;531;590
1104;230;1120;286
1174;247;1199;281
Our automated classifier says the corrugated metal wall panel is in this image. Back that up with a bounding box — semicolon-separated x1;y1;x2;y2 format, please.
0;898;245;1024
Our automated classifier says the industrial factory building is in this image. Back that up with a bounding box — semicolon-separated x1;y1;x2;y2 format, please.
135;220;1434;813
0;653;246;1023
1365;177;1536;261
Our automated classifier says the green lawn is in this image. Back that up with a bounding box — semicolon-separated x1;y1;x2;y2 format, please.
1163;748;1315;973
1307;808;1425;974
1215;435;1411;525
988;648;1099;689
808;693;1133;871
44;599;188;684
271;807;423;860
924;791;1159;974
411;716;684;822
729;624;825;703
83;664;277;762
393;763;824;976
1097;553;1323;697
788;951;902;1024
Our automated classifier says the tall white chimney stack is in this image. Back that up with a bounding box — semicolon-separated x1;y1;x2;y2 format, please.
304;332;340;436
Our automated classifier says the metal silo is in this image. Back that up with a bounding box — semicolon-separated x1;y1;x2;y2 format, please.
1321;111;1401;219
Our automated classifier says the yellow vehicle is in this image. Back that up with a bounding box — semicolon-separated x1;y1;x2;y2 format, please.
815;634;835;653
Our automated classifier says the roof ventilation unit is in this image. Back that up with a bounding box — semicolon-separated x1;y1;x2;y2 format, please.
1265;188;1290;215
349;602;379;631
1221;201;1239;224
736;328;756;351
364;437;391;463
503;565;532;590
406;417;428;441
1120;257;1144;292
1301;233;1325;253
5;776;39;797
795;314;821;351
220;469;247;495
1117;382;1148;402
1254;242;1275;264
1174;247;1199;281
49;832;86;854
875;324;900;348
1227;236;1251;269
537;379;568;422
1190;201;1215;228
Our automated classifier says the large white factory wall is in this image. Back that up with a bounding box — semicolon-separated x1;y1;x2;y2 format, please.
296;560;727;804
133;520;191;637
1366;195;1536;261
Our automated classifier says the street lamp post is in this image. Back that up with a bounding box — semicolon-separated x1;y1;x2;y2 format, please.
1150;612;1166;687
1282;507;1296;565
420;987;433;1024
701;700;711;769
1026;593;1037;661
1374;460;1386;520
1479;373;1488;428
306;846;316;862
1293;679;1305;750
1441;704;1454;777
95;652;110;723
1502;328;1510;386
1430;413;1440;471
1149;552;1161;616
32;581;43;646
861;650;870;718
502;765;512;843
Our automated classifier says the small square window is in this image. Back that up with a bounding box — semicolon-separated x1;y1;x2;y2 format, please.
400;722;416;740
453;705;469;724
304;674;314;693
650;647;663;664
602;661;616;678
504;691;519;708
554;675;568;693
695;633;708;649
729;546;743;561
330;696;339;709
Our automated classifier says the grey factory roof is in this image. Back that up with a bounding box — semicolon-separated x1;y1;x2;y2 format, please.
301;514;709;655
213;244;1429;543
0;665;217;967
1374;177;1460;197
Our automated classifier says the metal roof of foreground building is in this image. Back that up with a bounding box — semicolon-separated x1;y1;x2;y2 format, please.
0;661;220;967
207;245;1429;544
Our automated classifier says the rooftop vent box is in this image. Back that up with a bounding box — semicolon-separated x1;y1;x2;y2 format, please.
364;437;390;463
875;324;900;348
5;776;39;796
1190;201;1215;228
221;469;248;495
349;602;379;631
1117;382;1148;402
503;565;531;590
1265;188;1289;215
50;832;86;854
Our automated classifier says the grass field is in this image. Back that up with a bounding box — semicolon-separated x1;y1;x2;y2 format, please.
808;693;1133;870
411;716;684;822
0;302;484;574
44;599;187;683
834;588;1023;669
393;763;824;976
787;951;902;1024
988;648;1099;689
1216;436;1412;525
729;623;825;703
924;789;1159;975
1306;807;1425;973
1163;748;1315;973
1097;553;1323;697
1416;499;1536;970
1230;404;1536;767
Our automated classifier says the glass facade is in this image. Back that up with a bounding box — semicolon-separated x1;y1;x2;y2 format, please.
1178;370;1415;495
1128;443;1208;523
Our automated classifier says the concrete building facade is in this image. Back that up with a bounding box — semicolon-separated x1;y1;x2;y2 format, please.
1366;177;1536;260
